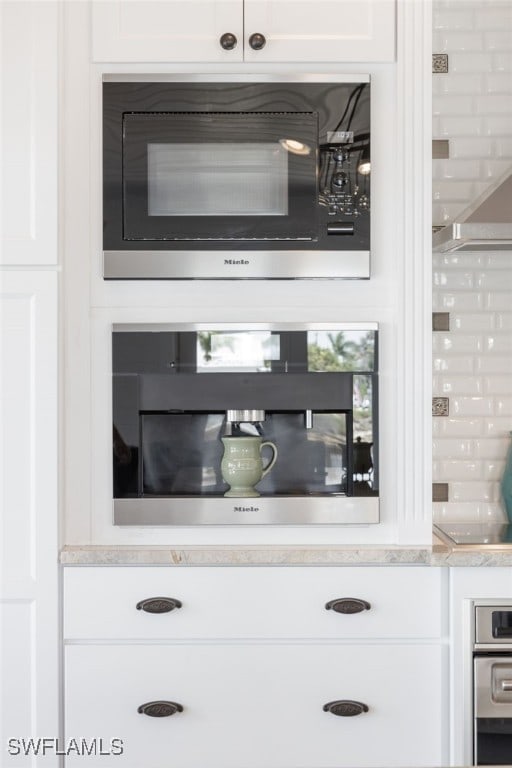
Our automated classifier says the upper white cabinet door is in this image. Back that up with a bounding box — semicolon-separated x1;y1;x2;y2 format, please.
92;1;244;62
91;0;395;63
0;2;58;266
244;0;396;62
0;271;59;765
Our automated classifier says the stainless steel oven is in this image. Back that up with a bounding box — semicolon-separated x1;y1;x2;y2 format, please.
102;75;371;280
474;603;512;765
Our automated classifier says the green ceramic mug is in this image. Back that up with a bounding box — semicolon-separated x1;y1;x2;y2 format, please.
221;436;278;498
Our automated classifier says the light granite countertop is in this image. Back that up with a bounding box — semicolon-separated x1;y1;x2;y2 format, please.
59;536;512;566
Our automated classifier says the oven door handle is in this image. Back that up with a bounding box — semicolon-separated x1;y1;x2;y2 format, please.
502;680;512;692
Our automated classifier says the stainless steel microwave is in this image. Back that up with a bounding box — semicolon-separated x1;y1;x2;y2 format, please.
102;75;371;280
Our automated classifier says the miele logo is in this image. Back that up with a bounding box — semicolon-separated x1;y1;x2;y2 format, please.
234;506;259;513
224;259;250;265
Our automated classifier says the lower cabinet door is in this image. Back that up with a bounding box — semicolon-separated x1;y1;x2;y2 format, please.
64;643;444;768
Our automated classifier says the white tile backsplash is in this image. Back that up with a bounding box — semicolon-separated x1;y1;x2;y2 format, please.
452;312;494;330
433;252;512;522
434;501;504;521
433;416;484;437
475;354;512;373
433;332;483;353
450;481;494;501
437;375;483;394
433;355;475;373
438;31;485;51
484;374;512;393
450;396;494;416
449;51;494;72
432;438;474;458
433;1;512;226
484;72;512;92
432;1;512;522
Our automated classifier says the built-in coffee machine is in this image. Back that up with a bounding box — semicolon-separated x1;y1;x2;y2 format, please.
112;324;379;525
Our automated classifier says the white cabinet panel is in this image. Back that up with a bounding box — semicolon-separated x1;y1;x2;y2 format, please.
65;643;443;768
244;0;396;62
91;0;395;63
64;566;443;640
92;0;244;62
0;271;59;766
0;2;58;265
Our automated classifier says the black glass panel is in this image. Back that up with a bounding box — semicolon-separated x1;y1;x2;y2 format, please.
493;612;512;639
130;411;348;498
476;718;512;765
122;112;318;241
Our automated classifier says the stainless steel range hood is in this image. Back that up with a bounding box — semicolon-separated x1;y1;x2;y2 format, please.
433;170;512;252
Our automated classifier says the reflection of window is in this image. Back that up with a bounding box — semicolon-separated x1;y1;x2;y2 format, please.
353;375;373;444
196;331;280;373
307;330;375;372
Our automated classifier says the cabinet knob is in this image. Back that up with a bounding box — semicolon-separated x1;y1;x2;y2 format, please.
138;701;184;718
323;700;369;717
325;598;371;614
249;32;266;50
136;597;182;614
220;32;238;50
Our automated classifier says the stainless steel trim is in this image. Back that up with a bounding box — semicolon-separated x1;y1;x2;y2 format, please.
113;496;379;526
113;321;379;333
104;250;371;280
305;410;313;429
103;73;370;84
432;222;512;253
476;605;512;647
433;523;512;551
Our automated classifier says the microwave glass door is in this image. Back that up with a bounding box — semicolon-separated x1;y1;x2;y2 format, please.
122;112;318;241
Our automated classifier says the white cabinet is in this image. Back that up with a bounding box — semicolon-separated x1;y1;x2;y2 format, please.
64;565;443;640
65;643;442;768
91;0;395;63
0;271;59;766
0;4;59;763
0;1;58;266
63;566;446;768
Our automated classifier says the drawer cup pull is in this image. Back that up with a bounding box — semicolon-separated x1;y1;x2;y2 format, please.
325;598;371;614
136;597;182;614
138;701;183;717
323;700;369;717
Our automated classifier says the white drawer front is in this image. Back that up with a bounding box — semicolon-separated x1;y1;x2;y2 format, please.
64;566;442;640
64;643;444;768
